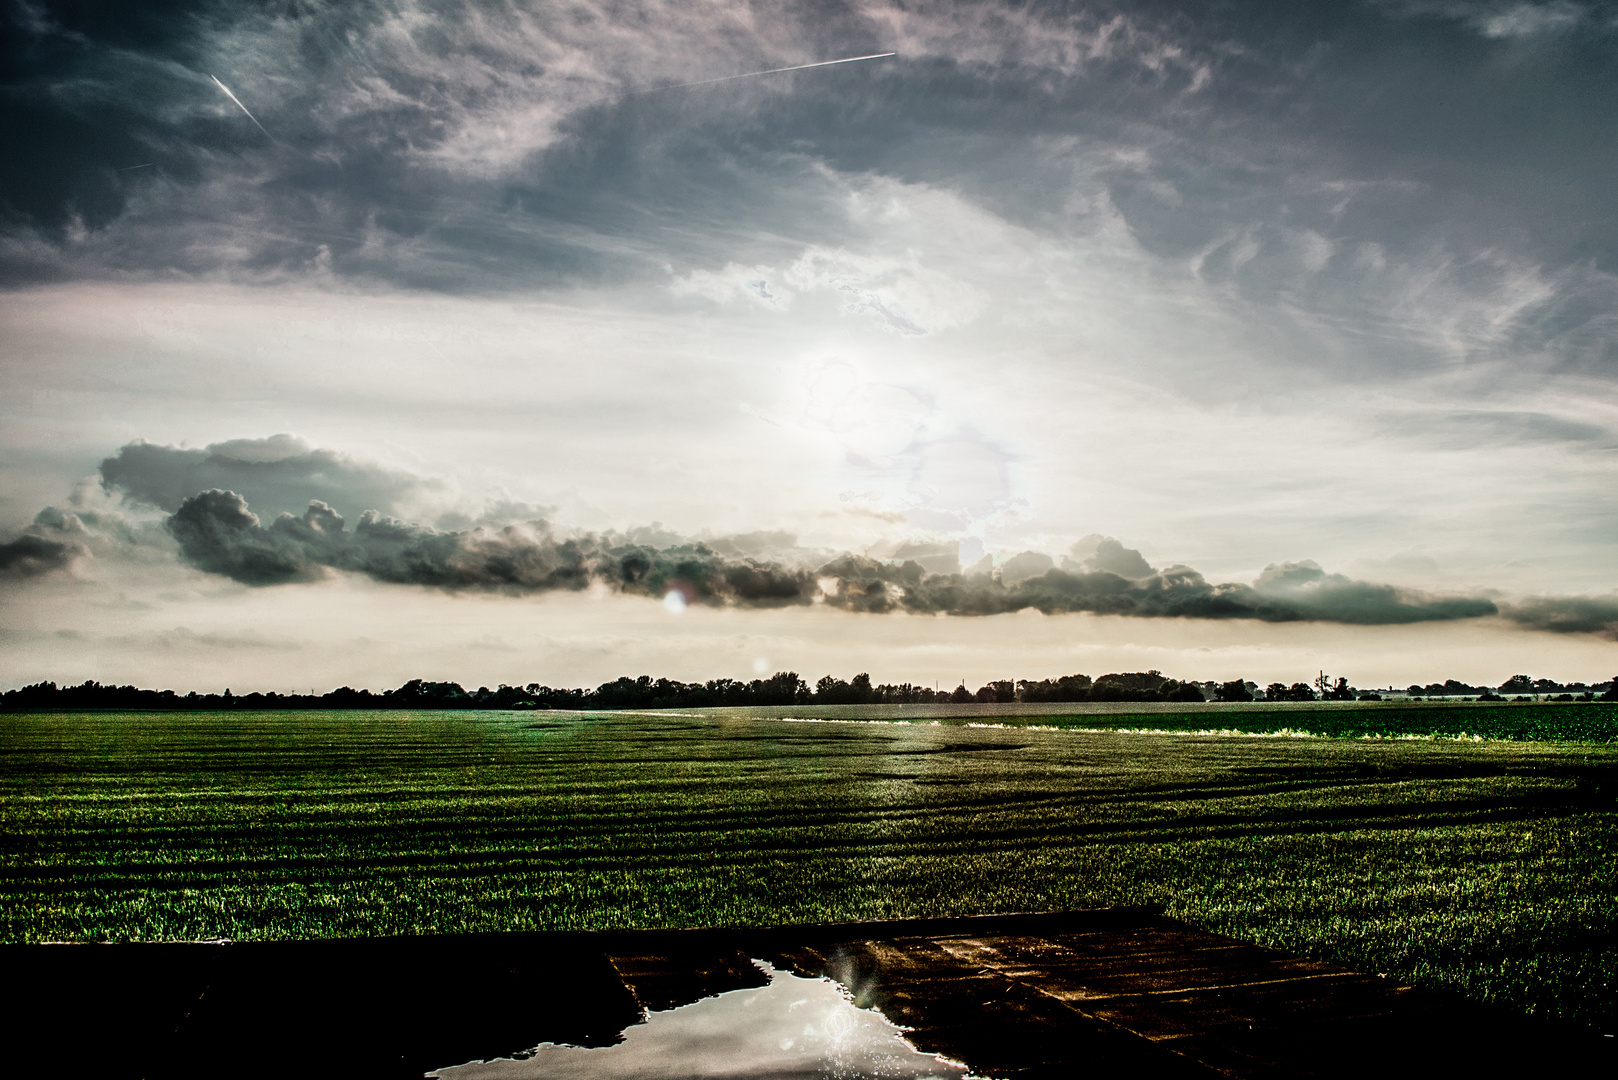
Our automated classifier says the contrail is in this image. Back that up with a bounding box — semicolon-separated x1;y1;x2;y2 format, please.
117;163;154;171
209;74;279;144
650;51;896;92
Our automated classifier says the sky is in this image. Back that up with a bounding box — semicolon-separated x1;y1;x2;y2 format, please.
3;0;1617;693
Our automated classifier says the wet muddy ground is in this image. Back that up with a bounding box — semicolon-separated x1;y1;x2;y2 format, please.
5;909;1610;1079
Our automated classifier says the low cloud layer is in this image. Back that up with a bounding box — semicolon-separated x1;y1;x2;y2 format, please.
819;551;1500;625
0;534;77;579
8;434;1615;639
101;436;431;519
1500;594;1618;636
0;493;173;583
162;487;1523;629
167;490;819;603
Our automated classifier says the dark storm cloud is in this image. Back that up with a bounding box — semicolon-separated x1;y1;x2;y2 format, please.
0;497;178;580
0;0;897;287
0;533;77;579
100;435;432;519
820;551;1500;624
165;489;1507;627
4;0;1615;363
166;490;821;602
1501;594;1618;636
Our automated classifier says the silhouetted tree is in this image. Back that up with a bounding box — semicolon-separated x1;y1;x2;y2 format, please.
1017;674;1092;702
973;680;1015;703
1166;682;1206;702
1499;675;1534;695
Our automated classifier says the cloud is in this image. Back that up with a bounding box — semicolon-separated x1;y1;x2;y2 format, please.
0;486;171;580
821;550;1500;624
162;491;1508;628
106;626;307;652
100;435;433;519
16;429;1616;638
166;490;823;602
1502;594;1618;636
0;534;78;580
1065;535;1156;580
1379;409;1611;448
6;0;1611;332
1475;3;1588;39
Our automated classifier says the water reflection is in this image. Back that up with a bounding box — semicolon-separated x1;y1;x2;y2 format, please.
428;961;970;1080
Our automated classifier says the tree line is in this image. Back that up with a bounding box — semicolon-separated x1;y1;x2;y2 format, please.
3;670;1614;712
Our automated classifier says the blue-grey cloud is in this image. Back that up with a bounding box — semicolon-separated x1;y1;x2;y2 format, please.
0;496;177;580
166;489;820;603
1501;593;1618;635
0;533;77;579
100;435;432;519
3;0;1614;374
163;487;1509;628
1380;410;1612;448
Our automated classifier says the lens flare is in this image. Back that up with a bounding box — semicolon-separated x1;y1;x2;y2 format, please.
663;589;687;614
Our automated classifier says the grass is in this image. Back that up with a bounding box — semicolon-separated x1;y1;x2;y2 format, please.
2;706;1615;1033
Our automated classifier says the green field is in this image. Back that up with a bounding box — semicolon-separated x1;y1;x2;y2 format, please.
2;706;1615;1032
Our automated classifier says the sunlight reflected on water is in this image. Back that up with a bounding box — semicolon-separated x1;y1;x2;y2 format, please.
427;961;970;1080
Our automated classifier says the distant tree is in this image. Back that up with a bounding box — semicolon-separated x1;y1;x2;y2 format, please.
1265;683;1288;702
874;682;942;704
1166;682;1206;702
1215;679;1253;702
1499;675;1534;695
1017;674;1092;702
1090;671;1170;701
1602;676;1618;702
389;679;469;706
968;681;1013;703
756;671;809;705
949;684;974;703
815;675;856;704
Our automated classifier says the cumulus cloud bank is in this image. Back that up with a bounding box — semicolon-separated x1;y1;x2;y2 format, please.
101;436;432;519
166;490;820;604
161;486;1516;629
8;427;1615;638
0;489;174;583
0;534;77;580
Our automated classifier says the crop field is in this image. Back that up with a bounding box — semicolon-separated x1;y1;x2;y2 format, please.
700;698;1618;741
2;706;1615;1032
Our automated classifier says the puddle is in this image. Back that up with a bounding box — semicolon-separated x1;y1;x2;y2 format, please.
427;961;970;1080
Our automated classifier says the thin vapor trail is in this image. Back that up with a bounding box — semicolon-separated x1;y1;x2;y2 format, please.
651;52;896;92
209;74;279;144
